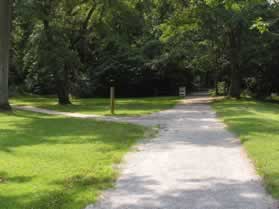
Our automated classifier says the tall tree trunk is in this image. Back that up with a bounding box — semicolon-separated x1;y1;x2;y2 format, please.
43;18;71;105
214;53;219;96
228;26;242;98
56;81;71;105
215;79;219;96
55;66;71;105
0;0;12;111
229;67;241;98
224;80;230;96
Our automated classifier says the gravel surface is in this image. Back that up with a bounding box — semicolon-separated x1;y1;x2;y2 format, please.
13;96;278;209
86;96;277;209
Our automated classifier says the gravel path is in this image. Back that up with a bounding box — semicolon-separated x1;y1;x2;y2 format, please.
13;96;277;209
85;96;277;209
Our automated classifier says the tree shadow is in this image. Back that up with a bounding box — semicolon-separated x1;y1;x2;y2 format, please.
214;99;279;116
264;172;279;199
0;171;34;184
0;172;277;209
223;117;279;141
0;111;142;152
0;173;121;209
88;173;274;209
0;111;144;209
87;174;277;209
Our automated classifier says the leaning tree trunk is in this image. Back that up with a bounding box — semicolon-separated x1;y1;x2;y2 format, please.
0;0;12;111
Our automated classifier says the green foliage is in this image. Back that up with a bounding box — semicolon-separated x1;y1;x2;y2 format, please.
209;81;227;96
159;0;278;97
11;0;195;100
251;17;270;33
23;26;81;94
10;0;279;100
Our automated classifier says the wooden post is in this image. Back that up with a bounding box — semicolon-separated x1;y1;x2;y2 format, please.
110;87;115;115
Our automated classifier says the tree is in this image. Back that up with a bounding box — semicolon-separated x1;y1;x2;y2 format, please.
9;0;278;100
0;0;12;110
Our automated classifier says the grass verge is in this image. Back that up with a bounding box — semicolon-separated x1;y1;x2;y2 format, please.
0;111;145;209
213;98;279;199
11;96;181;116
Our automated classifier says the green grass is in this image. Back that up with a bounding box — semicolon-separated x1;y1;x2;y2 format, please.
0;111;145;209
213;99;279;199
11;96;181;116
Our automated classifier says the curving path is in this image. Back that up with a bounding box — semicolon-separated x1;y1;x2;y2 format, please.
14;96;277;209
85;96;277;209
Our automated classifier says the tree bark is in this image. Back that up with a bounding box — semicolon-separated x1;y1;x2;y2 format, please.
224;80;230;96
43;16;71;105
0;0;12;111
227;25;242;99
215;79;219;96
55;66;71;105
229;45;241;98
229;68;241;98
56;81;71;105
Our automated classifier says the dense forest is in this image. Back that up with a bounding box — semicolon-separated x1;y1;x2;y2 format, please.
1;0;279;107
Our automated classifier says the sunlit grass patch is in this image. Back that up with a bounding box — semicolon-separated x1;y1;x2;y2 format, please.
0;111;145;209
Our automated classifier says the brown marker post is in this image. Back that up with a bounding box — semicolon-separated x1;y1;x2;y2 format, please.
110;86;115;115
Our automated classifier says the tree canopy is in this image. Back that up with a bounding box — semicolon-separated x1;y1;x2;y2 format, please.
2;0;279;105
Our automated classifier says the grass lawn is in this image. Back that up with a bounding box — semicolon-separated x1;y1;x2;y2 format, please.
0;111;145;209
213;99;279;199
11;96;181;116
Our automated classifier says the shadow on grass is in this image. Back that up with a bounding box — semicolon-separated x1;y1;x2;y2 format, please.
0;111;142;152
224;117;279;141
0;190;84;209
0;172;34;184
214;98;279;115
264;172;279;199
214;100;279;142
0;173;118;209
0;111;145;209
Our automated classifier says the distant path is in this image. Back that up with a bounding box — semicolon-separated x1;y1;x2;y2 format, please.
14;105;104;119
13;105;135;122
13;96;277;209
85;95;277;209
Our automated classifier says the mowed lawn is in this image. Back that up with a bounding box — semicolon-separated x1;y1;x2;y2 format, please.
11;96;181;116
213;99;279;199
0;111;145;209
